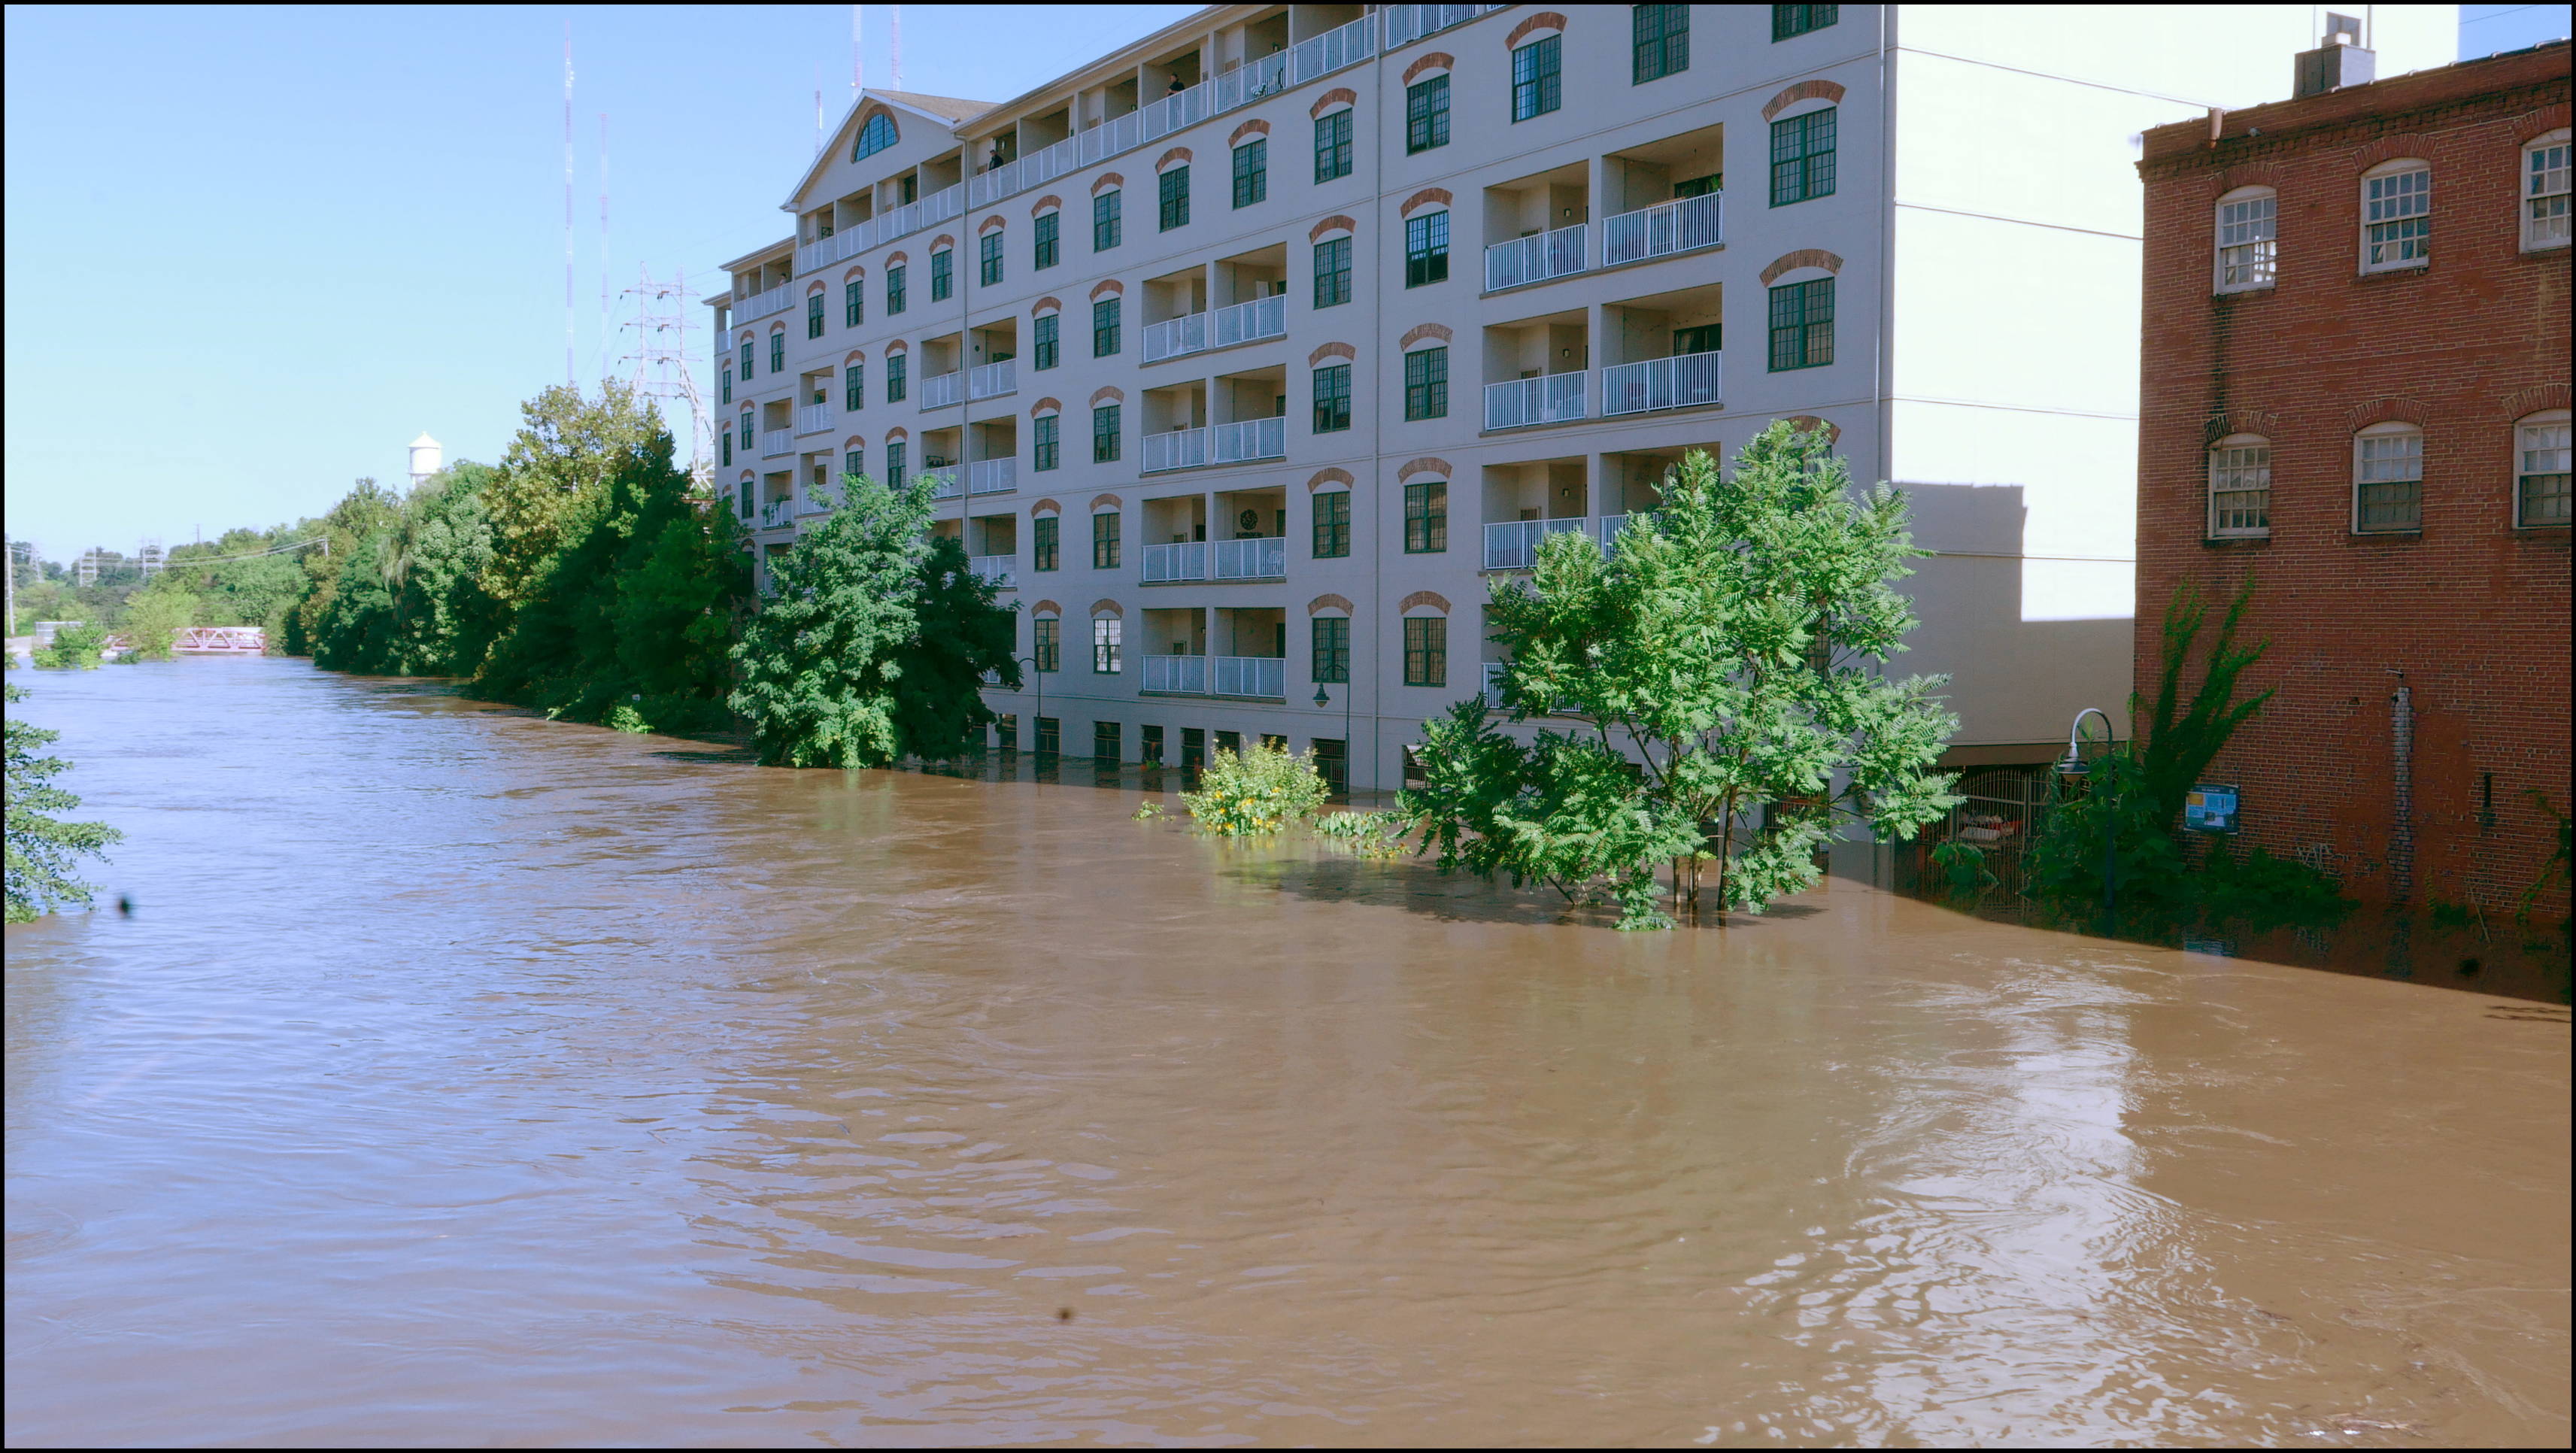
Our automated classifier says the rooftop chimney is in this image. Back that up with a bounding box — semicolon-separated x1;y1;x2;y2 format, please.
2295;12;2375;99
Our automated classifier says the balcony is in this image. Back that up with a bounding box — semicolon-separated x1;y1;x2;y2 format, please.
967;457;1016;495
792;184;963;273
1141;427;1209;475
1140;654;1207;694
1142;312;1206;363
757;499;796;530
969;554;1017;589
796;228;864;275
1212;655;1285;699
760;428;796;457
921;370;964;410
1143;294;1289;364
1483;374;1589;431
1601;351;1722;417
795;402;833;435
734;281;796;323
796;489;836;519
1485;223;1588;291
1212;536;1286;581
1211;416;1286;465
1383;2;1506;48
925;466;963;499
1602;193;1724;268
966;359;1015;400
1481;518;1590;571
1141;541;1207;584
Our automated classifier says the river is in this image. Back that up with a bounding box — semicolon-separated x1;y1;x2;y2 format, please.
6;659;2567;1447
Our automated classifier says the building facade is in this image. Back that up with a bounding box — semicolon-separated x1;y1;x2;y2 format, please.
712;3;2455;795
2135;39;2569;911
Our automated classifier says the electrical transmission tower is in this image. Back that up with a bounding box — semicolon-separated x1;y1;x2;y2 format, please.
620;268;712;492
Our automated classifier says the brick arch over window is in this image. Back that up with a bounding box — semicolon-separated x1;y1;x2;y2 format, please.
884;425;909;441
1089;493;1122;511
978;216;1006;236
736;329;757;345
844;349;867;363
1400;53;1453;86
1760;248;1846;284
1400;187;1452;217
1090;599;1124;618
1307;468;1355;491
842;264;866;282
2346;396;2432;431
1506;12;1567;48
1030;397;1063;417
929;233;956;252
1228;118;1270;147
806;281;827;295
1030;599;1062;617
1309;86;1357;120
1308;341;1356;367
1089;278;1125;300
1029;193;1062;217
1785;414;1843;444
885;250;909;266
1400;323;1452;350
1032;296;1061;315
1089;386;1125;407
1399;590;1452;614
884;338;909;352
2201;408;2283;445
1029;499;1062;517
768;320;787;333
2208;164;2287;199
1761;79;1846;121
1397;457;1451;483
1091;172;1124;196
1306;593;1354;616
842;434;866;449
2523;102;2575;142
2355;136;2435;172
1155;146;1192;171
1308;214;1358;242
2504;383;2572;418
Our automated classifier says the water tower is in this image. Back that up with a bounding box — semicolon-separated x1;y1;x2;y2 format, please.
408;433;443;491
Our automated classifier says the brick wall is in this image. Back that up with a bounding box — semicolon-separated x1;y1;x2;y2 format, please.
2135;44;2571;914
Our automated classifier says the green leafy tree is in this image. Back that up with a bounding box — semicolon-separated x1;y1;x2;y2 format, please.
387;463;507;676
1180;740;1331;835
730;474;1016;766
479;382;664;610
286;478;402;656
32;622;109;670
118;586;199;662
1403;426;1960;929
5;682;122;921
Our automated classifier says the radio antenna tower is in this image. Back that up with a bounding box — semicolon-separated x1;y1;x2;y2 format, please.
562;23;576;387
891;5;903;89
599;111;611;380
854;4;864;96
620;268;712;490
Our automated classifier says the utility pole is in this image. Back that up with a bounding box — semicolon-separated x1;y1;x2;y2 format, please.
621;269;711;492
599;111;611;385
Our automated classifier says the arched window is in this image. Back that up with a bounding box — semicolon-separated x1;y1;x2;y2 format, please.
1770;103;1838;207
852;112;897;162
2214;186;2277;293
2517;411;2571;527
737;475;755;519
2524;129;2570;251
2354;422;2423;532
2207;434;2271;538
2362;160;2431;272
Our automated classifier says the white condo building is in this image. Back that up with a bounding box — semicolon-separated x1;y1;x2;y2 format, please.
712;3;2453;790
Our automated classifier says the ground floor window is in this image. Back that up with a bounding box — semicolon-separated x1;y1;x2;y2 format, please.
1092;720;1121;763
1312;738;1347;797
1035;716;1061;756
1215;729;1242;757
1140;723;1164;765
994;714;1018;752
1181;726;1207;774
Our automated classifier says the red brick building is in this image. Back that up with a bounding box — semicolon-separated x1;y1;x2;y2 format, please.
2135;40;2570;914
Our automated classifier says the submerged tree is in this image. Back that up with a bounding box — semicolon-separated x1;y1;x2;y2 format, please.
5;683;122;922
730;474;1018;768
1402;426;1959;929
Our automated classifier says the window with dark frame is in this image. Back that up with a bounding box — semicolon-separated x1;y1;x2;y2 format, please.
887;353;908;401
721;430;733;466
1093;297;1121;356
1511;37;1561;121
1034;515;1060;572
1094;719;1122;761
1033;414;1060;472
845;280;864;327
1094;190;1122;250
979;232;1003;286
1033;617;1060;672
844;447;863;482
853;112;897;160
1093;509;1121;569
739;411;752;449
1232;138;1267;208
1312;490;1349;558
1314;235;1352;307
738;479;752;517
1158;166;1190;230
1406;74;1449;153
721;367;732;405
1767;278;1834;371
1404;211;1449;287
1772;4;1838;41
1403;616;1447;687
741;339;754;378
806;293;825;338
930;248;953;301
1314;108;1352;182
844;362;863;411
884;440;907;485
1770;108;1838;206
769;332;784;372
1033;313;1059;370
1403;347;1449;421
887;264;907;314
1092;617;1122;675
1033;211;1060;269
1093;403;1121;462
1312;363;1352;432
1311;616;1349;684
1633;4;1689;83
1403;480;1447;553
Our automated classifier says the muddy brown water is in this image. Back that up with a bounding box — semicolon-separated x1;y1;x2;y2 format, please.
6;660;2568;1448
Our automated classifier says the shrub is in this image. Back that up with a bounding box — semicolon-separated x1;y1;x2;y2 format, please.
32;623;108;670
1180;741;1329;836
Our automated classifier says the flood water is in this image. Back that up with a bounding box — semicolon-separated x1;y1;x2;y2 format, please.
7;660;2568;1448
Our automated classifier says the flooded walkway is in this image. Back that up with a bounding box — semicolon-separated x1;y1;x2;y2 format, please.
6;660;2567;1446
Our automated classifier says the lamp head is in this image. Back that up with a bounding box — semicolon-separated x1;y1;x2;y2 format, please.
1313;684;1332;708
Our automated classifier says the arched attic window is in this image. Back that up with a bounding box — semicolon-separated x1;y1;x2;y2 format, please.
853;111;897;162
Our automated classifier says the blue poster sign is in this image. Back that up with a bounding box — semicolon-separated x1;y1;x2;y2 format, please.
2183;784;2239;833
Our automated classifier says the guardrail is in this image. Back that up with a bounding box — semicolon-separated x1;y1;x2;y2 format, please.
1600;350;1722;417
1481;517;1589;571
1142;311;1207;363
921;370;963;409
757;499;796;529
967;458;1016;495
732;281;796;323
1141;541;1207;584
1483;373;1589;431
1211;655;1285;699
795;402;833;434
1212;536;1286;580
1141;427;1208;475
1141;654;1207;694
1211;416;1286;464
1485;223;1588;291
1384;3;1504;49
1213;293;1287;348
966;359;1015;400
759;428;796;457
924;466;962;499
1602;192;1724;268
791;184;964;274
969;554;1016;588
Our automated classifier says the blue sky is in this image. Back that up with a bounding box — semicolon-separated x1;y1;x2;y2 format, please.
3;4;2565;560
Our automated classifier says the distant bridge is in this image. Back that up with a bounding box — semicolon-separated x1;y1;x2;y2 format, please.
174;626;265;655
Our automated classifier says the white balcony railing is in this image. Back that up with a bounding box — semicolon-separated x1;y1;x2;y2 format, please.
1485;223;1588;291
793;183;964;273
796;488;836;519
1142;541;1207;584
1141;427;1208;475
1141;654;1207;694
1601;350;1723;417
795;402;833;435
759;428;796;457
1211;416;1286;465
1483;660;1506;708
1142;311;1208;363
1212;536;1286;580
921;370;963;409
967;359;1016;400
1212;655;1286;699
1596;514;1633;551
924;466;963;499
1214;293;1288;348
1602;192;1725;268
1483;373;1589;431
969;554;1017;589
1481;517;1590;571
796;228;865;275
733;281;796;323
967;457;1016;495
1383;3;1503;49
757;499;796;529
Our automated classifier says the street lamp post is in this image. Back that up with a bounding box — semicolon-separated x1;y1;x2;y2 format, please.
2053;707;2120;924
